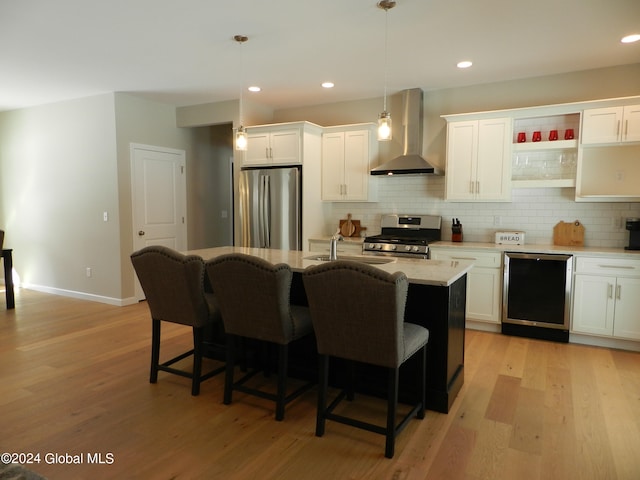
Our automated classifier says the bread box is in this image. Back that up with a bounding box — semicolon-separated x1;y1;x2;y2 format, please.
495;231;525;245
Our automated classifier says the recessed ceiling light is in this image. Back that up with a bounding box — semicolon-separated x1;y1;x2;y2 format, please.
457;60;473;69
248;86;261;92
621;34;640;44
321;82;335;89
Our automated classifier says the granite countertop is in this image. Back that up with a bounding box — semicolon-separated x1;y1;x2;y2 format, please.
431;241;640;259
185;246;473;287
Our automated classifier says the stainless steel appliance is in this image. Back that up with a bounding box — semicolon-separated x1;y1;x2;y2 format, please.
625;218;640;250
502;252;573;342
239;166;301;250
363;214;442;258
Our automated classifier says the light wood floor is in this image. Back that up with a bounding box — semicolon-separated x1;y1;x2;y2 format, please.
2;288;640;480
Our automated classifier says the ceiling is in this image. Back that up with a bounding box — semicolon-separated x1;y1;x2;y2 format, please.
1;0;639;113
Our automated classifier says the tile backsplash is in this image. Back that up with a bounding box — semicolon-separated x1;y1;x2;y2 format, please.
327;176;640;248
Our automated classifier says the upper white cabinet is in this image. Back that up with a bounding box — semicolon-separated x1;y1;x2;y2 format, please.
444;117;512;202
577;104;640;201
581;105;640;145
245;125;302;166
321;124;378;202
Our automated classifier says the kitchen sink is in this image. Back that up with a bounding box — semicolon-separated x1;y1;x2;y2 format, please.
304;255;396;265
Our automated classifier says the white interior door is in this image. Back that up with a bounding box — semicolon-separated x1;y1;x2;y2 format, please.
131;143;187;299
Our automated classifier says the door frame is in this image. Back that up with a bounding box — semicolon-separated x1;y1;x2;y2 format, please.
130;143;187;300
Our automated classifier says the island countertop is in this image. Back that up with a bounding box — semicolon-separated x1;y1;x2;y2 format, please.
185;246;473;287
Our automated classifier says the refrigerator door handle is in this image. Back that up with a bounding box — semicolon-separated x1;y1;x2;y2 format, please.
258;175;266;247
263;175;271;248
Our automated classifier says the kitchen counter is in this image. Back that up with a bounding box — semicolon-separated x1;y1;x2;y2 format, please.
187;246;470;413
432;241;640;258
187;246;473;287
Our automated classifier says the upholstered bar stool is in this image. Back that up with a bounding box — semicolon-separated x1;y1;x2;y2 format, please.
302;260;429;458
205;253;314;421
131;246;225;396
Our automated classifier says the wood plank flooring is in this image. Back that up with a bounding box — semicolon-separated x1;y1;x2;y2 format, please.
1;288;639;479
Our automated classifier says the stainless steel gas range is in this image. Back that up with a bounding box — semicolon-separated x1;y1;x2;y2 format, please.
363;214;442;259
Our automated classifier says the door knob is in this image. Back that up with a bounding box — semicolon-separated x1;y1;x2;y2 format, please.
138;230;145;236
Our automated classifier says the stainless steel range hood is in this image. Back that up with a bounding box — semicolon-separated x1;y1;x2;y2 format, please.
371;88;443;176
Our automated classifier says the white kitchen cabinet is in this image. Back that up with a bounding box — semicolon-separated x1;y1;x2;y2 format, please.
581;105;640;145
321;124;378;201
572;257;640;341
575;144;640;201
308;239;363;255
244;125;301;166
444;117;512;201
430;247;502;325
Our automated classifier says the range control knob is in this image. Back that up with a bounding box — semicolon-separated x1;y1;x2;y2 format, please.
376;244;383;250
368;243;375;249
390;245;397;250
412;246;420;252
404;245;411;251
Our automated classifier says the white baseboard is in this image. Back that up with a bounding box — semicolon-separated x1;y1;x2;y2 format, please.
21;283;138;307
466;319;501;333
569;332;640;352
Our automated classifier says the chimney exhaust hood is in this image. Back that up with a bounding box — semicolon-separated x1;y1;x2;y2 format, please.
371;88;443;176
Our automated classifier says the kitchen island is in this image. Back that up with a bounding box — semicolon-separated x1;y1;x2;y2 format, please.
187;246;473;413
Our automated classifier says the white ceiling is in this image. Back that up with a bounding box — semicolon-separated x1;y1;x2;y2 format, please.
1;0;639;113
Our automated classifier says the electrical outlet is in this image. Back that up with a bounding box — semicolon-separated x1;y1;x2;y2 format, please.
86;267;92;278
103;211;108;222
613;217;623;229
493;215;501;226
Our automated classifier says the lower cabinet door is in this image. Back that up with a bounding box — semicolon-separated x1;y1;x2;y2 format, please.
572;274;615;336
467;267;501;323
612;276;640;340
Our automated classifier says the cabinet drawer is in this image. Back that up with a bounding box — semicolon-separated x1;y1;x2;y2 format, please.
430;249;502;268
575;256;640;276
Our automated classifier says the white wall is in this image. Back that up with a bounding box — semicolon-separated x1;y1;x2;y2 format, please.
327;177;640;248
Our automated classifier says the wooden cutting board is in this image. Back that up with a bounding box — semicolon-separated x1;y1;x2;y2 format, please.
553;220;585;246
339;213;365;237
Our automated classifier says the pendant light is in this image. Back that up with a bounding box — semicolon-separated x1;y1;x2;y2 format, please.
377;0;395;141
234;35;248;151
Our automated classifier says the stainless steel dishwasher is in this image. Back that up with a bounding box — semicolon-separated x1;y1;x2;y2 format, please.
502;252;573;342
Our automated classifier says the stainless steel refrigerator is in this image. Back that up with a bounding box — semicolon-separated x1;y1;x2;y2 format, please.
239;166;301;250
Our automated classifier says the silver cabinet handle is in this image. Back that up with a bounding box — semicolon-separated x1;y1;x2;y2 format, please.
598;265;635;269
476;181;480;194
624;119;629;139
616;120;621;137
616;284;621;300
469;181;474;194
607;283;613;299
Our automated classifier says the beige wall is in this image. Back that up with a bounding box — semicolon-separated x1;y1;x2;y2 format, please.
273;64;640;171
0;94;121;300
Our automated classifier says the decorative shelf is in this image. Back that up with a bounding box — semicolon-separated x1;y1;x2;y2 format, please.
512;178;576;188
512;139;578;151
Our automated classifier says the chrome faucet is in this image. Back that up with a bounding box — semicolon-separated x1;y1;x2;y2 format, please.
329;229;343;261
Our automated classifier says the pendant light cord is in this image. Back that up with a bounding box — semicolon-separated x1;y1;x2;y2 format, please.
234;35;248;127
383;6;389;113
238;40;244;126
